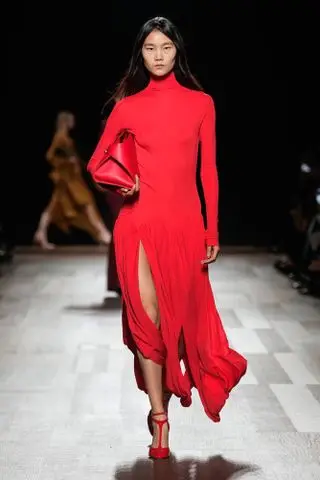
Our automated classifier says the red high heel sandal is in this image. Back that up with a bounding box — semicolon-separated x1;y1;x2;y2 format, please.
147;409;171;435
149;412;170;460
147;392;172;435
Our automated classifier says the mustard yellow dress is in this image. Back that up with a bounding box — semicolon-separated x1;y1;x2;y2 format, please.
46;132;103;240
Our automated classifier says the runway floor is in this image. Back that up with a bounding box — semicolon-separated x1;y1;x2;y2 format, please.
0;248;319;479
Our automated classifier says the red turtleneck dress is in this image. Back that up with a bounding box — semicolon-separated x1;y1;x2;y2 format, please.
88;73;247;422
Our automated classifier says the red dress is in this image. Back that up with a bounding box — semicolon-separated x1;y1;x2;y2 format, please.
88;72;247;422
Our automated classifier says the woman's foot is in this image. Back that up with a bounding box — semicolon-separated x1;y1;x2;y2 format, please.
97;228;112;245
33;231;56;250
149;412;170;459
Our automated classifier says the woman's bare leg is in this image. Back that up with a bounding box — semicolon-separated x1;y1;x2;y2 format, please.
84;204;111;244
137;242;169;448
33;199;56;250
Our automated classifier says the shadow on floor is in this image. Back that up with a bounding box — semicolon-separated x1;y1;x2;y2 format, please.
114;454;259;479
64;296;122;313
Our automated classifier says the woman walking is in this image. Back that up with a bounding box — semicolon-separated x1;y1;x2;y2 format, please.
88;16;247;459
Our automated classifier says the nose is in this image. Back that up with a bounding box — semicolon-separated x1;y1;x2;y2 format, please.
154;48;164;61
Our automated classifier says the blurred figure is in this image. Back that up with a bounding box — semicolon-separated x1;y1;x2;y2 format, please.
34;111;111;249
104;190;123;296
97;117;123;296
274;143;320;296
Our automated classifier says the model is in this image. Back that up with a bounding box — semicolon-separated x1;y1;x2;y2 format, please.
87;17;247;459
34;111;111;249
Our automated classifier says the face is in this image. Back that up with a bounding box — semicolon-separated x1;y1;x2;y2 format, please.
142;29;177;77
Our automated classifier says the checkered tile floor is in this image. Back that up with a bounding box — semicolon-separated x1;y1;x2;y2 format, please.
0;249;319;479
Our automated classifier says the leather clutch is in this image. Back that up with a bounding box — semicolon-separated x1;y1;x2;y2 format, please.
91;129;138;194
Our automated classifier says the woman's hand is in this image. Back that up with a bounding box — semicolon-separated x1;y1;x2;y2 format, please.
201;245;220;265
120;175;140;197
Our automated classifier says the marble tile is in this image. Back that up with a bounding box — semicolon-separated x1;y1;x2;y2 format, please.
302;320;320;335
237;385;296;432
270;384;320;432
281;301;320;322
219;308;243;328
234;307;272;329
296;346;320;383
275;353;319;385
245;354;292;384
255;329;291;353
308;385;320;404
226;328;268;354
271;320;312;349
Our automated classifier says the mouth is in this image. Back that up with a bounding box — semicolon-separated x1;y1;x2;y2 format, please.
154;65;165;69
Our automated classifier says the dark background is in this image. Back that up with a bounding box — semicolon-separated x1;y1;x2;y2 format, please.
8;1;320;246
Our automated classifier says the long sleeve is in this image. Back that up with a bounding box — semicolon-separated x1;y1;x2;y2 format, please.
199;95;219;246
87;100;125;175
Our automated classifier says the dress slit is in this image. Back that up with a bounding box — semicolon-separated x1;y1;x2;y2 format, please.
115;223;194;405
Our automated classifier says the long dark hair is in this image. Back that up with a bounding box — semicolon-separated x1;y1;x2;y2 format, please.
105;16;202;109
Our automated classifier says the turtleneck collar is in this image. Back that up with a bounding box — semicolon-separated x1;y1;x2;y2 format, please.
147;71;180;91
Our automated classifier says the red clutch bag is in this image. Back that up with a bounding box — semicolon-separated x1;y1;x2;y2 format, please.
91;130;138;193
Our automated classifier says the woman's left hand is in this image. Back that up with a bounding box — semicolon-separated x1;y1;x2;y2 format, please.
120;175;140;197
201;245;220;265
